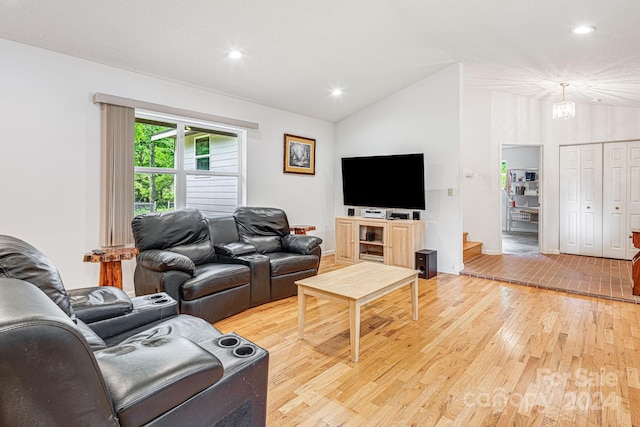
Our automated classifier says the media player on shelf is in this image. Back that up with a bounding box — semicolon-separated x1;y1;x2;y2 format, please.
361;208;387;219
389;212;409;220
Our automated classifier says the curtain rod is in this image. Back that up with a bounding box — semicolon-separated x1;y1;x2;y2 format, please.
93;93;259;130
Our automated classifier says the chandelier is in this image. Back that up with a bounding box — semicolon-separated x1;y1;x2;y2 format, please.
552;83;575;120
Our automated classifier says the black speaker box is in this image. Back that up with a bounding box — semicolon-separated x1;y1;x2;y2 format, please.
347;208;355;216
412;211;420;220
415;249;437;279
390;212;409;220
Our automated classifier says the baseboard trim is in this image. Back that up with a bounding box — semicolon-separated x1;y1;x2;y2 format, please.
482;249;501;255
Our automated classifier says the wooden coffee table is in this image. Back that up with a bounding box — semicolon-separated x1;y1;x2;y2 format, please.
296;262;419;362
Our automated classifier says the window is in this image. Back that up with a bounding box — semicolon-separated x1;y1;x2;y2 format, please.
195;137;210;171
95;93;256;246
134;112;246;216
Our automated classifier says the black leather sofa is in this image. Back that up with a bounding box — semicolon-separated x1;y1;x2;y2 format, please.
132;207;322;323
0;235;268;427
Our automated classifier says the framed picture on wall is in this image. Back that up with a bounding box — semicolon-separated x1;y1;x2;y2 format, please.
283;134;315;175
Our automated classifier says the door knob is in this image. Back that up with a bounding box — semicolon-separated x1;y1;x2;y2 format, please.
586;206;591;209
615;206;620;210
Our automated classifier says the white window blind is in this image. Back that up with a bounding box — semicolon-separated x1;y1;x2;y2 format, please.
100;103;135;247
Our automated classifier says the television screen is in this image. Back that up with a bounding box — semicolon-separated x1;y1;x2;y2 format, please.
341;153;426;210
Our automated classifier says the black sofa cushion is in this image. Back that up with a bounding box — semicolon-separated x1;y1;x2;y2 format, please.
168;240;216;266
68;287;133;324
95;335;224;427
267;252;320;277
132;208;209;253
234;206;290;238
242;235;282;254
181;263;251;301
207;216;241;245
0;235;76;321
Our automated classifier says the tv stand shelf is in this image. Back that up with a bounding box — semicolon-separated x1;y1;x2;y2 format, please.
335;216;425;269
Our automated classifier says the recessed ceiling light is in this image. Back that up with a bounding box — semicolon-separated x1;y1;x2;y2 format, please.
226;49;244;59
331;89;343;97
571;25;596;34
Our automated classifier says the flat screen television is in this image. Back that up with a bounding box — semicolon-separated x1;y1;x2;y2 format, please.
341;153;426;210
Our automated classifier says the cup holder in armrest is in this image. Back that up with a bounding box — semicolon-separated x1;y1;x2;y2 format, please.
132;293;177;311
215;334;258;358
217;335;241;348
233;344;257;358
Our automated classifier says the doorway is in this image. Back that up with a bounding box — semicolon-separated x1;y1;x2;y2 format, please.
501;145;541;254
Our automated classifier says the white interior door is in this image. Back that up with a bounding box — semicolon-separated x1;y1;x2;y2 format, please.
603;142;627;259
560;146;581;254
628;141;640;259
579;144;603;257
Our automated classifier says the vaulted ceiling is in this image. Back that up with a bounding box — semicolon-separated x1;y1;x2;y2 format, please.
2;0;639;122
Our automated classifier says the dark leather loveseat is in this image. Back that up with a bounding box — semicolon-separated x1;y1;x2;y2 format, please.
132;206;322;323
0;235;268;426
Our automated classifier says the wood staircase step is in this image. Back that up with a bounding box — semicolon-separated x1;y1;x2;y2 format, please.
463;241;483;261
462;232;482;261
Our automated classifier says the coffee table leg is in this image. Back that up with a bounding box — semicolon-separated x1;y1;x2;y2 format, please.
298;287;307;339
349;300;360;362
411;277;418;320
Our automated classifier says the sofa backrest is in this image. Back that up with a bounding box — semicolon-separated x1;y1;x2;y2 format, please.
0;235;76;321
0;278;118;426
132;208;216;265
233;207;290;254
206;215;240;246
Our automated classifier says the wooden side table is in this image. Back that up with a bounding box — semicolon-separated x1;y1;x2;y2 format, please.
290;225;316;235
632;231;640;295
83;247;138;289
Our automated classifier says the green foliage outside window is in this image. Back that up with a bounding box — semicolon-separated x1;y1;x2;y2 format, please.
134;122;176;212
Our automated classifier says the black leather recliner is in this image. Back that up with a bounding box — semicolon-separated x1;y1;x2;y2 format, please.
0;235;268;427
132;209;252;324
230;206;322;300
132;207;322;323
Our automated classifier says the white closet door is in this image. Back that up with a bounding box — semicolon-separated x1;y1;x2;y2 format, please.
603;142;627;259
560;146;581;254
579;144;603;257
628;141;640;259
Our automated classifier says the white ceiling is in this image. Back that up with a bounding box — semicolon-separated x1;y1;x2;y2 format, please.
2;0;640;122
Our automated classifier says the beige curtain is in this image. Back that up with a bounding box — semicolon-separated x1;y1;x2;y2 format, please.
100;104;134;247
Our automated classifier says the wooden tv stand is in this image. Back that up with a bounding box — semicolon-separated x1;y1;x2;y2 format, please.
335;216;425;269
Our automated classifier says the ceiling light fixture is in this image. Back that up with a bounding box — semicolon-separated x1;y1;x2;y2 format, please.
331;88;343;97
226;49;244;59
552;83;575;120
571;25;596;34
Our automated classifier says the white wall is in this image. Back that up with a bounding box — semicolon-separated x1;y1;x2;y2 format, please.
462;87;640;255
0;39;335;292
461;88;497;253
336;64;463;274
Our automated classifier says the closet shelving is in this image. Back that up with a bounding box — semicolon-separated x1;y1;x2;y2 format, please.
506;168;539;231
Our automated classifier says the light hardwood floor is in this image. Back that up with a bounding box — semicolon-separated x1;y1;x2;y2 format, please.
214;256;640;426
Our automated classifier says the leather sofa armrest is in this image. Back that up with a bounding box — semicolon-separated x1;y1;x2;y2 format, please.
95;335;224;427
68;287;133;324
137;250;195;275
282;234;323;255
214;242;257;257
